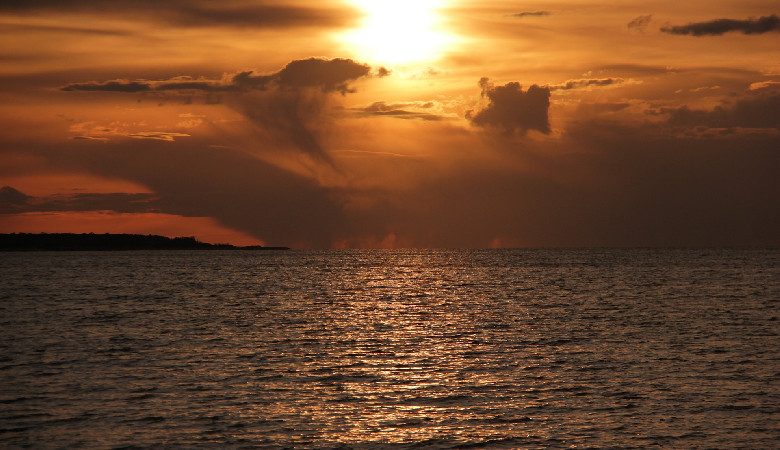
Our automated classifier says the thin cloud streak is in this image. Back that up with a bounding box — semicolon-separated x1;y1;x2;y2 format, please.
510;11;551;18
0;0;356;29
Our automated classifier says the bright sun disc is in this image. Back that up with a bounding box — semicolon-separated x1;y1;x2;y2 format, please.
343;0;455;65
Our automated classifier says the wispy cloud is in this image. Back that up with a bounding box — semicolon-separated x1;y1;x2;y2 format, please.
548;78;624;91
356;102;446;121
0;0;356;29
627;15;653;32
510;11;550;18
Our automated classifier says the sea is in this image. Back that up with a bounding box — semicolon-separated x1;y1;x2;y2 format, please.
1;248;778;449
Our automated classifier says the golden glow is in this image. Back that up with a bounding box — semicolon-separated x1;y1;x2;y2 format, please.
342;0;456;65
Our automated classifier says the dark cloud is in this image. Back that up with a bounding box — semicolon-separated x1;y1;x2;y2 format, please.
576;102;631;115
60;58;380;163
0;0;355;29
467;78;551;134
662;14;780;36
546;121;780;247
511;11;551;18
4;109;779;248
337;123;780;247
596;64;675;76
234;59;376;162
0;187;162;214
234;89;335;164
628;15;653;32
0;186;30;213
358;102;444;121
668;93;780;129
56;59;374;168
54;139;342;247
62;78;230;93
235;58;374;94
377;67;392;78
62;80;151;92
156;80;232;92
62;58;376;95
548;78;623;91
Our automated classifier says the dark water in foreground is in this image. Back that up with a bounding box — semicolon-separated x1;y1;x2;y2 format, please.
1;249;778;448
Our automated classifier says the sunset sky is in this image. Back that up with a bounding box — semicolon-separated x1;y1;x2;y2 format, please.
1;0;778;248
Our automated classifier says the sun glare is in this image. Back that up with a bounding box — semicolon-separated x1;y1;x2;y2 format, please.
342;0;455;66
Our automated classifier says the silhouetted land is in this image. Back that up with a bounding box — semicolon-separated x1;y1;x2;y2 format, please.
0;233;289;251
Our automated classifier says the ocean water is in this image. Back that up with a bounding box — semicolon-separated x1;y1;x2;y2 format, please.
1;248;778;449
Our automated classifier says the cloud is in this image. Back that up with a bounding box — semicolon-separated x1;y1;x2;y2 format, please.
156;79;231;92
61;80;151;92
61;139;343;248
511;11;550;18
668;92;780;129
67;122;190;142
377;67;392;78
2;22;135;36
628;15;653;32
127;132;191;141
357;102;445;121
62;77;234;93
548;78;624;91
662;14;780;36
0;0;355;29
0;186;31;212
62;58;378;95
234;89;336;164
467;78;551;134
61;58;382;163
576;102;631;115
234;58;375;94
750;81;780;91
0;187;162;214
334;117;780;247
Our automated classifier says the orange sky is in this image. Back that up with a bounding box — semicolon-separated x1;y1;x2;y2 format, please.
1;0;778;247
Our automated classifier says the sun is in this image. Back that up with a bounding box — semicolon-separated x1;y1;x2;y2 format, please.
342;0;456;66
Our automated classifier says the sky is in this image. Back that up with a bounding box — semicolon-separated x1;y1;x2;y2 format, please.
1;0;778;248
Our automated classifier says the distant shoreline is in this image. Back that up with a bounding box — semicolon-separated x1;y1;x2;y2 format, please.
0;233;289;251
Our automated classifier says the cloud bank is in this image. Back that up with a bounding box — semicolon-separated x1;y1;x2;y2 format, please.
0;187;162;215
668;92;780;129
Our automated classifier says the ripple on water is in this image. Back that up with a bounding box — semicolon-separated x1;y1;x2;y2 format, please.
0;248;778;448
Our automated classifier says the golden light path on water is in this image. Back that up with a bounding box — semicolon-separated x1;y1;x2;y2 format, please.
341;0;458;65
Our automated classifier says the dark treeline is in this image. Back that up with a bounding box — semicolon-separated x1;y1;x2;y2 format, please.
0;233;288;251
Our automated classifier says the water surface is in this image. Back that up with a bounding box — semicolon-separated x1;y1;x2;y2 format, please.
1;249;778;448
